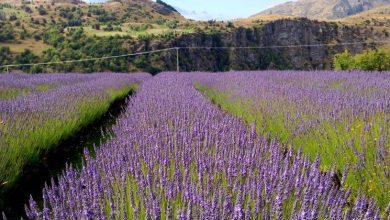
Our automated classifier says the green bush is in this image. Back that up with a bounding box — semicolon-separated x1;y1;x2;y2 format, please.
334;49;390;71
38;5;47;16
129;23;149;32
333;50;354;70
165;20;179;29
0;24;15;42
0;10;5;21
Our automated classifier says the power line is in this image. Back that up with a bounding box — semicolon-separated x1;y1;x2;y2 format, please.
0;48;176;68
0;40;388;70
179;40;389;49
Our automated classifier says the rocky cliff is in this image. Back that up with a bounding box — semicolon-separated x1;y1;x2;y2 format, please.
134;18;385;72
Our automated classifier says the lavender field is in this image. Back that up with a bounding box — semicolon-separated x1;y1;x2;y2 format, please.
0;71;389;219
0;73;150;190
195;71;390;212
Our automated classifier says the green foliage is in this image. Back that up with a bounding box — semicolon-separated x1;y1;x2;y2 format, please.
0;46;12;66
0;9;5;21
165;20;179;29
334;50;355;70
92;23;100;30
38;5;47;16
68;18;82;27
15;49;39;72
39;30;135;73
155;18;167;25
88;7;106;16
0;24;15;42
334;49;390;71
103;23;114;31
129;23;149;32
43;26;64;47
59;8;73;19
196;83;390;212
96;10;116;23
0;83;139;190
226;21;235;28
9;14;17;21
21;5;32;14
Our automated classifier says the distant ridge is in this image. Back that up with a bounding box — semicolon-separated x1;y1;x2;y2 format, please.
253;0;390;20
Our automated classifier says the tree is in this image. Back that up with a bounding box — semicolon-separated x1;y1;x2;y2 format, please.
43;26;64;47
0;46;12;66
334;49;390;71
67;18;82;26
38;5;47;16
0;24;15;42
333;50;353;70
103;23;114;31
166;20;179;29
226;21;235;28
9;14;17;21
92;23;100;30
0;10;5;21
15;49;39;73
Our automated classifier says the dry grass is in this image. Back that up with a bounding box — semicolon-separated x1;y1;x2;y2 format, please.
333;5;390;29
233;15;299;27
0;40;52;55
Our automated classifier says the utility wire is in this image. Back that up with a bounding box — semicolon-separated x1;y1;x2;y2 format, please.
179;40;389;49
0;48;176;68
0;40;388;69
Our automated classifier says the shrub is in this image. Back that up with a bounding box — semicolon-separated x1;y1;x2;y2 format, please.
333;50;354;70
38;5;47;16
103;23;114;31
92;23;100;30
9;14;17;21
67;18;82;27
0;24;15;42
165;19;178;29
334;49;390;71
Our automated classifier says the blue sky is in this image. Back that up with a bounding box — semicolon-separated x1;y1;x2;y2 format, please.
162;0;290;20
84;0;291;20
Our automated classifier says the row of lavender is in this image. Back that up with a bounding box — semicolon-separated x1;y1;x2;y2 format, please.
194;71;390;211
0;74;106;99
0;73;150;190
25;73;387;219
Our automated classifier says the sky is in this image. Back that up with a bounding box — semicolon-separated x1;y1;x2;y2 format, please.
162;0;291;20
83;0;291;21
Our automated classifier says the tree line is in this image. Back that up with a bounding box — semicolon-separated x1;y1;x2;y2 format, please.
333;49;390;71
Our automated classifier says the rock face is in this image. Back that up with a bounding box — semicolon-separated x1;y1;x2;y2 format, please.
138;18;383;72
253;0;390;19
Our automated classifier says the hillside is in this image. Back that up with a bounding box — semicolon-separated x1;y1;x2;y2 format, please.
337;5;390;26
1;16;388;73
253;0;390;20
232;14;297;27
0;0;184;25
0;1;389;73
0;0;188;54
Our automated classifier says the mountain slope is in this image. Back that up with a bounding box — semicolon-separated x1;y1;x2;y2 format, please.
0;0;184;23
0;0;186;55
337;4;390;24
253;0;390;20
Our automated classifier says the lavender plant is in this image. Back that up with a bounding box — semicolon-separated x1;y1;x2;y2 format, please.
24;73;388;219
195;71;390;211
0;73;150;189
0;73;106;99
